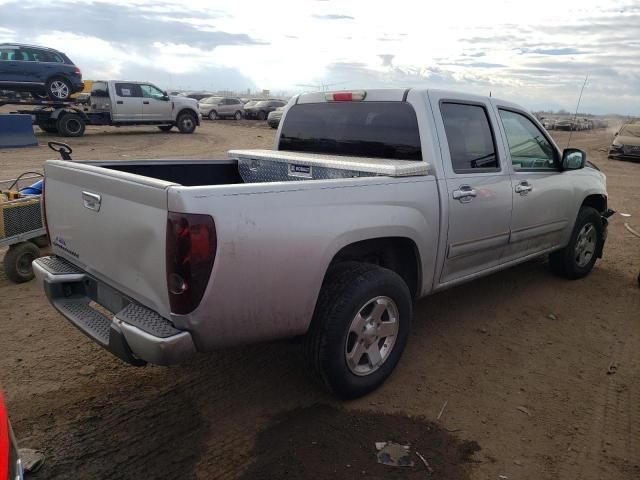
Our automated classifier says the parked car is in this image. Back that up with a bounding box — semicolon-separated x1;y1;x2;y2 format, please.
34;88;609;399
0;43;83;101
608;123;640;161
267;107;284;128
199;97;244;120
30;80;200;136
0;387;24;480
541;118;555;130
554;118;577;131
244;99;286;120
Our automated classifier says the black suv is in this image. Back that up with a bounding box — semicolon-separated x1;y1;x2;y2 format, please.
0;43;83;101
244;99;286;120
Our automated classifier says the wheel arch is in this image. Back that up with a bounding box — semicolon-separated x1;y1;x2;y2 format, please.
323;237;422;300
581;193;607;214
177;108;200;125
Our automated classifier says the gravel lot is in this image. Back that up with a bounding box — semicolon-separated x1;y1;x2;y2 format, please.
0;118;638;479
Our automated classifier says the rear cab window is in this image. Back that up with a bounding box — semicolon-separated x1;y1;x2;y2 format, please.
279;101;422;160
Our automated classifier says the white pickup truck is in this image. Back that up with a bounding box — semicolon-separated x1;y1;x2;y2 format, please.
33;88;610;398
29;80;200;137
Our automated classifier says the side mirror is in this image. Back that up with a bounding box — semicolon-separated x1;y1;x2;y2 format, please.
162;95;170;101
561;148;586;170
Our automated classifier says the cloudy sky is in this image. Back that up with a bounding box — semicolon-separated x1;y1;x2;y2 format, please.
1;0;639;114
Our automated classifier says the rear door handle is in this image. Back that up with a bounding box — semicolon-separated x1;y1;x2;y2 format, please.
143;101;149;104
452;185;477;203
515;181;533;194
116;100;123;104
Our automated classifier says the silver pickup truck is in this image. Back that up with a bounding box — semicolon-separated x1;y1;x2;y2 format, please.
33;88;610;398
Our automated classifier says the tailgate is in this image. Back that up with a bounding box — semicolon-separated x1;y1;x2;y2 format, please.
44;160;177;318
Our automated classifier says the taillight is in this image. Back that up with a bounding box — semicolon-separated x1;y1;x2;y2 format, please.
166;212;217;314
74;67;81;75
325;90;366;102
0;390;9;480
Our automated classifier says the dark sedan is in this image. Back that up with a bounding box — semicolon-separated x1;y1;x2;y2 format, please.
0;43;83;101
244;100;286;120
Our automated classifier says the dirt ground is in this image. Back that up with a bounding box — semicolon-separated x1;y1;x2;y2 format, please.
0;118;639;480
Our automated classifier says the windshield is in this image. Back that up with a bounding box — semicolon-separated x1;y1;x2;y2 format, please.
279;101;422;161
201;97;221;104
620;124;640;137
253;101;269;107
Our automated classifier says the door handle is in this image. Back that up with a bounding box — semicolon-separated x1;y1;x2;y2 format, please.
143;101;149;104
452;185;477;202
515;182;533;195
116;100;123;104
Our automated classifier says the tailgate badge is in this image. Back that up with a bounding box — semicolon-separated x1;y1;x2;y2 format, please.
82;191;102;212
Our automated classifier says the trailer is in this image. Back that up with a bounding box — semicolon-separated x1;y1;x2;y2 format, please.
0;79;200;137
0;173;48;283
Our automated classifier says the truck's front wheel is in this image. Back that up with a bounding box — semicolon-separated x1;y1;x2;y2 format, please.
304;262;412;399
549;206;603;279
176;112;197;133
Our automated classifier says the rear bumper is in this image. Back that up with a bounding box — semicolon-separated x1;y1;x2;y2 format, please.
33;255;196;366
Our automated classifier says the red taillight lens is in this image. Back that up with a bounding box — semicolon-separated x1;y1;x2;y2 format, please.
166;212;217;314
74;67;81;75
0;390;9;480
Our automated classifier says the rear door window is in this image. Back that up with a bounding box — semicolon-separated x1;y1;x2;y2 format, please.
440;102;499;173
115;83;142;97
279;101;422;160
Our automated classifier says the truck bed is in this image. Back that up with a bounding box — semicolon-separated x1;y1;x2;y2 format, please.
89;150;430;187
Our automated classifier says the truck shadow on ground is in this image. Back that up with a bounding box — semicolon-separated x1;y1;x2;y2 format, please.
19;256;630;479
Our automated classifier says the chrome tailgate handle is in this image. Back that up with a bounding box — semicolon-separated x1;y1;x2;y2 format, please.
82;191;102;211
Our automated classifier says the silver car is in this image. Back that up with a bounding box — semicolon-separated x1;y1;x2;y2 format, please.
199;97;244;120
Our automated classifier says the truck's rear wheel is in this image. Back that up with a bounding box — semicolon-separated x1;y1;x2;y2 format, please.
57;113;85;137
304;262;412;399
39;125;59;134
549;206;603;279
3;242;40;283
177;112;197;133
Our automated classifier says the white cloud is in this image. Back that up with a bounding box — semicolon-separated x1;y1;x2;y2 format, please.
1;0;639;113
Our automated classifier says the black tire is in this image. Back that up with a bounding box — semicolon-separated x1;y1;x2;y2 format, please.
177;112;197;133
3;242;40;283
234;111;242;120
208;110;217;120
158;125;173;132
30;235;50;248
549;206;603;279
39;125;58;134
46;77;72;101
57;113;85;137
304;262;412;399
257;110;267;120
